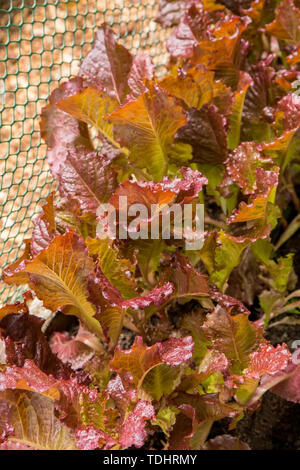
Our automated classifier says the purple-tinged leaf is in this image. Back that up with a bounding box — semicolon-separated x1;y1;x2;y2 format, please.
79;25;133;104
165;253;210;300
0;313;72;380
40;77;92;178
202;434;250;450
0;359;57;395
244;343;291;379
107;83;189;181
271;362;300;403
55;146;118;215
192;15;250;88
31;194;58;256
202;307;265;372
160;336;194;366
167;5;212;58
119;400;155;449
110;336;194;388
225;142;276;194
122;282;174;311
157;0;210;28
0;390;77;449
265;0;300;45
176;104;228;164
128;54;155;98
75;424;117;450
107;373;137;422
50;330;95;371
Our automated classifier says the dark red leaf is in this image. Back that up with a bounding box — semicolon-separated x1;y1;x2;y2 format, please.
31;194;58;256
176;105;228;164
244;343;291;379
119;400;155;449
0;313;72;380
160;336;194;366
271;363;300;403
79;25;133;104
40;77;92;178
75;425;117;450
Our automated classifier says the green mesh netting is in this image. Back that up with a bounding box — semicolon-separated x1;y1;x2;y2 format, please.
0;0;170;306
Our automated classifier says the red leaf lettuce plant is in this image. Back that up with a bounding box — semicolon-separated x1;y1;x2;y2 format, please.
1;0;300;450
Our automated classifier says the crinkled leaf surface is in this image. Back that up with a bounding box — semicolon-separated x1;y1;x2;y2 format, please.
0;313;72;379
87;238;137;300
265;0;300;45
31;194;58;256
160;66;231;113
202;308;265;372
166;5;212;58
3;231;103;339
244;344;291;379
176;105;228;164
40;78;93;178
55;87;122;151
108;84;188;180
79;25;133;104
193;16;250;87
128;54;155;98
119;400;155;449
56;147;118;214
110;336;193;389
